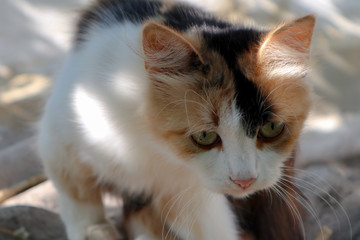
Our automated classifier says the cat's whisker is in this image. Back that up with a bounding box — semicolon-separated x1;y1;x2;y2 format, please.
277;180;324;240
183;93;217;125
184;99;214;114
178;191;206;240
166;190;202;240
272;184;307;239
281;174;341;230
271;185;299;225
184;91;216;132
261;81;308;105
265;188;273;207
271;185;306;238
161;186;193;239
203;88;215;111
185;89;217;116
156;99;187;119
184;90;191;127
262;103;298;125
282;167;342;198
281;171;353;239
161;185;195;240
282;165;348;217
186;120;210;136
185;195;204;240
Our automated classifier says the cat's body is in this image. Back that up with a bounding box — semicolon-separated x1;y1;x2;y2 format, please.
38;1;315;239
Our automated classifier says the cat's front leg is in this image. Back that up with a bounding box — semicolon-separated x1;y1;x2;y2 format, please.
191;193;239;240
131;191;239;240
58;191;118;240
44;157;119;240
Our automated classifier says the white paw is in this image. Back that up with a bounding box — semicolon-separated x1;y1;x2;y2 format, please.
86;223;120;240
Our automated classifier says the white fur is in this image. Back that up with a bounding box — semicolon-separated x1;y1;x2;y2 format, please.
39;20;287;240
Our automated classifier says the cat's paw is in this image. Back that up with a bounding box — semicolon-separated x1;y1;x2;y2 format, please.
86;222;120;240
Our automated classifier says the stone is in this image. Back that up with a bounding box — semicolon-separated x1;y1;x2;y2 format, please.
0;205;67;240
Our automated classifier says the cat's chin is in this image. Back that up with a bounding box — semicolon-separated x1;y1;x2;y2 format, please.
224;189;257;199
217;182;276;199
207;185;258;198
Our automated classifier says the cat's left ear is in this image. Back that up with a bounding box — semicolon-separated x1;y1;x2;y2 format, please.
142;21;204;72
258;15;316;77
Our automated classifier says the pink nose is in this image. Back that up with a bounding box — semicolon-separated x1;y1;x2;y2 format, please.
232;177;257;190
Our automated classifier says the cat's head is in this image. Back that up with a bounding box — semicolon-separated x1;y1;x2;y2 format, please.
143;15;315;197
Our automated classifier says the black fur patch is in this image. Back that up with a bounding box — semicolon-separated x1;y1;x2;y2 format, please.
75;0;230;45
76;0;163;45
203;28;270;136
122;191;151;216
162;4;231;31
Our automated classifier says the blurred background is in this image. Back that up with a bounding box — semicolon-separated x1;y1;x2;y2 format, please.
0;0;359;239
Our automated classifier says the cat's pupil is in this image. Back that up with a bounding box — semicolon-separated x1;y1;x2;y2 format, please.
270;122;275;130
202;132;207;139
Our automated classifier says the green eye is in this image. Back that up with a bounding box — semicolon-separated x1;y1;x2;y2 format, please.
258;122;285;139
191;131;220;148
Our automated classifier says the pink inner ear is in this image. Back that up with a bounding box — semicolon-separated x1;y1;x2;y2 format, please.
143;22;175;54
142;21;204;68
266;15;316;53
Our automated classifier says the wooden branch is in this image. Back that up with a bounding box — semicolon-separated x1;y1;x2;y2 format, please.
0;173;47;204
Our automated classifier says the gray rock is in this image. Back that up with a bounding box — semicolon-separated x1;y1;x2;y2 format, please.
0;205;67;240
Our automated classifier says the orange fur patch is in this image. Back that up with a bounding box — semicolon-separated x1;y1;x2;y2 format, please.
129;204;178;239
48;145;102;204
145;48;235;159
128;190;204;240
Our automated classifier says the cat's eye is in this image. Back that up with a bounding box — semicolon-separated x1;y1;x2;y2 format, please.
191;131;220;148
258;122;285;140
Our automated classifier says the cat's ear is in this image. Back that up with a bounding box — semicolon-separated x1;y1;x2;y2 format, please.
258;15;315;77
142;21;204;72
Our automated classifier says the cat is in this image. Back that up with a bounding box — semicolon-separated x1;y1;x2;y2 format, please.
38;0;315;239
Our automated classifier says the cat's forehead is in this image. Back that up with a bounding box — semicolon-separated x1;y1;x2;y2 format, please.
199;28;269;137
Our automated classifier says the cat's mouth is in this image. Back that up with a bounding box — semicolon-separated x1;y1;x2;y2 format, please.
223;177;275;198
219;182;258;198
224;187;256;198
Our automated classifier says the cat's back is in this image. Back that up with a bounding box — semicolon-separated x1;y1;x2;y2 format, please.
75;0;163;45
75;0;228;46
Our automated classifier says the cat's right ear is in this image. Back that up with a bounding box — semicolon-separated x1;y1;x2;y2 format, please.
142;21;204;73
258;15;316;78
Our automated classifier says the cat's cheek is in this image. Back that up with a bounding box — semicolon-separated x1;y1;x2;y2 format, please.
188;150;228;190
255;150;285;188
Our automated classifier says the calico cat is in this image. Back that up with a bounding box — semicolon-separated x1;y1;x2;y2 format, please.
38;0;315;239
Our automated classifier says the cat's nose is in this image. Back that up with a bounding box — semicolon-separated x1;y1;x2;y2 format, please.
232;177;257;190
